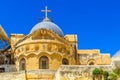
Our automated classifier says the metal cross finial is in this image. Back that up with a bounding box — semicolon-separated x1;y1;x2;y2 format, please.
41;6;51;18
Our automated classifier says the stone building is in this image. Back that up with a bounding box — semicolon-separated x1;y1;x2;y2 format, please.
0;6;111;80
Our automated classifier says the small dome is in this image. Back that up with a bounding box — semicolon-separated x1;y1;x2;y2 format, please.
30;21;64;37
112;50;120;60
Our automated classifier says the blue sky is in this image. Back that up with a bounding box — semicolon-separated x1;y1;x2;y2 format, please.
0;0;119;56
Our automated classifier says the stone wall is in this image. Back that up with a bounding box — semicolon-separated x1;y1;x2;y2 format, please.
78;52;111;65
0;65;112;80
0;71;26;80
56;65;112;80
0;65;16;72
0;69;56;80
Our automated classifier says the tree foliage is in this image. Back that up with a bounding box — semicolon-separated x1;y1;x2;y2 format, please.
113;67;120;77
93;68;100;75
103;71;109;80
92;66;120;80
108;72;117;80
92;68;103;80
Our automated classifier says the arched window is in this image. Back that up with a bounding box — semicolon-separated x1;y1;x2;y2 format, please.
62;58;69;65
39;56;49;69
89;62;94;65
19;58;26;70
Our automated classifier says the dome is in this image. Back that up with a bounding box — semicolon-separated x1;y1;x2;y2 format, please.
30;20;64;37
112;50;120;60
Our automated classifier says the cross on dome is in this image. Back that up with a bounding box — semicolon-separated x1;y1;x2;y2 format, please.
41;6;51;21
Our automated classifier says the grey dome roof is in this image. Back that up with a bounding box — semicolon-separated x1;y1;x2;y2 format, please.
30;21;64;37
112;50;120;60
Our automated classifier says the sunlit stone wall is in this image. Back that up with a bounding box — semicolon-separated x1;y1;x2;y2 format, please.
56;65;112;80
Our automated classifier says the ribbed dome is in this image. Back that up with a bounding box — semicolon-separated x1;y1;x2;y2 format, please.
30;21;64;37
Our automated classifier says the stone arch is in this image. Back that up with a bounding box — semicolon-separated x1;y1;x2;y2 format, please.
37;52;51;59
39;56;49;69
19;58;26;70
37;52;51;69
18;55;26;60
26;53;37;59
51;53;62;61
87;59;96;65
62;58;69;65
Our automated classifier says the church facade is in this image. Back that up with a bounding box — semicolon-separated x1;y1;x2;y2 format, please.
0;6;111;80
10;6;111;71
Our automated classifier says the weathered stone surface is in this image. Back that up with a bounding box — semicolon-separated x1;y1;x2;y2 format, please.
56;65;112;80
0;69;56;80
0;65;112;80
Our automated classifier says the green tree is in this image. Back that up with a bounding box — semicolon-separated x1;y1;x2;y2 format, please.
108;72;117;80
92;68;103;80
103;71;109;80
113;67;120;77
99;68;103;80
